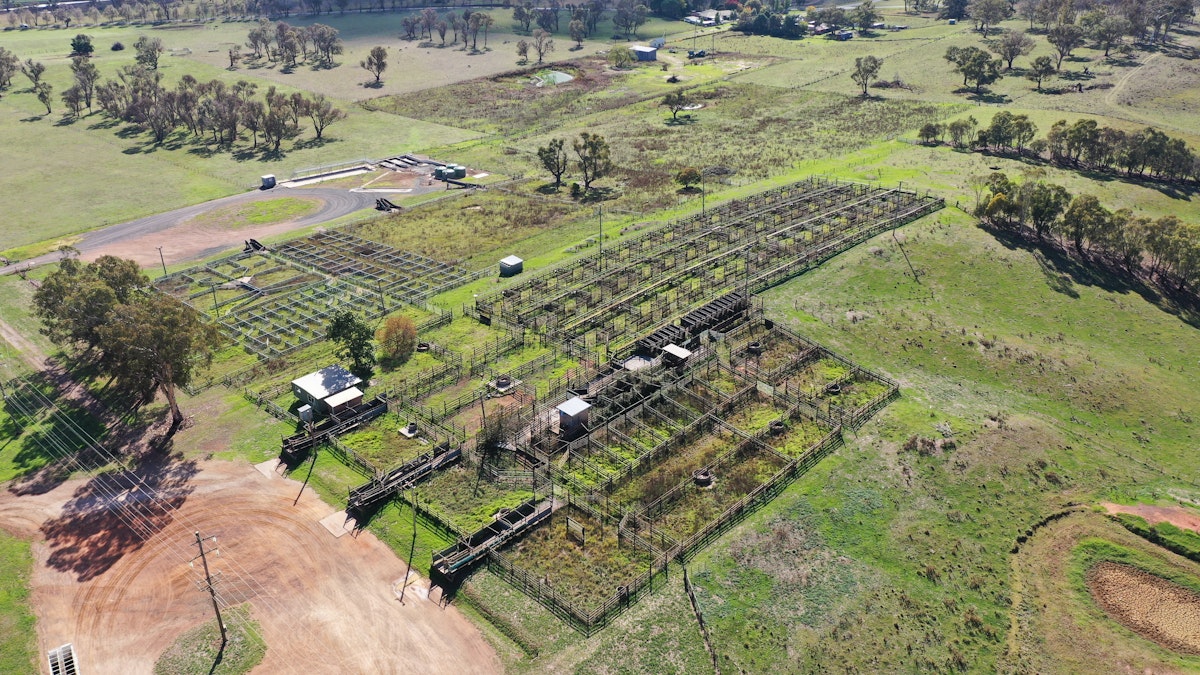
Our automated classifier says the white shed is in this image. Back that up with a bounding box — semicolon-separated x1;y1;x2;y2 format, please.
557;397;592;440
500;255;524;277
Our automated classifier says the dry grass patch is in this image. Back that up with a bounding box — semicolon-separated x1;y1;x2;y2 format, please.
1087;562;1200;655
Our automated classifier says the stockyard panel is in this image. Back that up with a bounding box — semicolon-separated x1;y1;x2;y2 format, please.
275;231;473;303
475;178;942;358
156;252;320;319
218;279;403;359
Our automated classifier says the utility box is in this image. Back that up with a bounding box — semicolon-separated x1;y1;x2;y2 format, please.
298;404;313;424
261;174;276;189
499;255;524;277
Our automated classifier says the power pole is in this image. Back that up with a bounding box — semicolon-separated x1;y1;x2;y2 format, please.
156;246;168;278
191;531;228;649
399;489;418;605
597;205;603;271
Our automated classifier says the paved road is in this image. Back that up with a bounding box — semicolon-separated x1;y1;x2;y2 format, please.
1;186;376;275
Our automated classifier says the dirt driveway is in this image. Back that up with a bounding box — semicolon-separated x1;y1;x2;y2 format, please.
0;459;500;675
1;187;375;276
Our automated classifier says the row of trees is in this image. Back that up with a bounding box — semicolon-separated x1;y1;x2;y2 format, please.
973;170;1200;291
32;256;222;431
919;111;1199;183
400;8;492;49
513;0;610;38
733;1;884;38
245;19;343;67
953;0;1195;44
84;65;346;149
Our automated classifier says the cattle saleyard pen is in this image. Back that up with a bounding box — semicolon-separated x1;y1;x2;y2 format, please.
163;177;937;634
471;177;941;361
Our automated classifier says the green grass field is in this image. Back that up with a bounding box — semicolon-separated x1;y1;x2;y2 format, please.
1;6;1199;673
0;531;37;674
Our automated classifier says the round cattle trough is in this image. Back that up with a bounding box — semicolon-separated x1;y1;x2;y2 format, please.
693;469;714;488
406;422;418;434
416;342;430;352
747;341;764;356
496;375;512;388
825;382;842;395
770;420;786;435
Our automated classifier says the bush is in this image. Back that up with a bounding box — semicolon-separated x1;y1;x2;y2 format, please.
376;315;417;368
111;41;125;51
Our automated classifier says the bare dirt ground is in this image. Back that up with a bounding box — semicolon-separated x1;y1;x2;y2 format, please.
1087;561;1200;655
0;458;501;675
1102;502;1200;534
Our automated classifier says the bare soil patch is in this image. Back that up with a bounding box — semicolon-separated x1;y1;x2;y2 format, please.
1087;561;1200;655
1102;502;1200;534
0;459;500;675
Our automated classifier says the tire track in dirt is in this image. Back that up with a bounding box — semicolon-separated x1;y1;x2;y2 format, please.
0;314;46;370
12;463;502;675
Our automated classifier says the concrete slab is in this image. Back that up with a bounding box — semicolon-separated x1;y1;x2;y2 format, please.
254;460;282;479
319;510;356;538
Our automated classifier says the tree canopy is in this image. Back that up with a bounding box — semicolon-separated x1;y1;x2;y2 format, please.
32;256;222;430
327;310;376;377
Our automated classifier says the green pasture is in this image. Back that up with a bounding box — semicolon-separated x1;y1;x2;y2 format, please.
0;531;36;674
728;14;1200;140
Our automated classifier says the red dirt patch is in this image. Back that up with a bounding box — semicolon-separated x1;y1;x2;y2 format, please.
1102;502;1200;534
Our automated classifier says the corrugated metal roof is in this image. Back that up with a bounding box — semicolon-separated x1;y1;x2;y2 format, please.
557;396;591;417
323;386;364;408
291;365;362;400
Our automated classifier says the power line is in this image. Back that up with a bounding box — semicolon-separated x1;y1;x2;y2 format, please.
1;373;340;673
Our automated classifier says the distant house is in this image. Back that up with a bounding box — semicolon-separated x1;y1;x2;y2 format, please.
291;365;363;415
631;45;658;61
695;9;734;21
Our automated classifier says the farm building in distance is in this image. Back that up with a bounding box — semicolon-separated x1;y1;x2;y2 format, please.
631;45;657;61
292;365;364;415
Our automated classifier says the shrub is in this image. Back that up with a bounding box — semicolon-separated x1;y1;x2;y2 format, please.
376;315;417;367
111;41;125;51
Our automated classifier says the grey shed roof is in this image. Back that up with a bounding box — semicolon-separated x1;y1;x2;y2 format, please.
292;365;362;400
557;397;592;417
501;255;524;266
663;344;693;360
631;45;657;52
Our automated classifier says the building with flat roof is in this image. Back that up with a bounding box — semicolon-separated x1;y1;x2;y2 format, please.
291;365;363;414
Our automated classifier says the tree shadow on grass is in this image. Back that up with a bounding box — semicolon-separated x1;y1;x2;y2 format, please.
40;448;198;582
580;186;618;203
292;136;337;152
665;115;697;126
961;89;1010;104
87;118;120;131
983;224;1200;328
